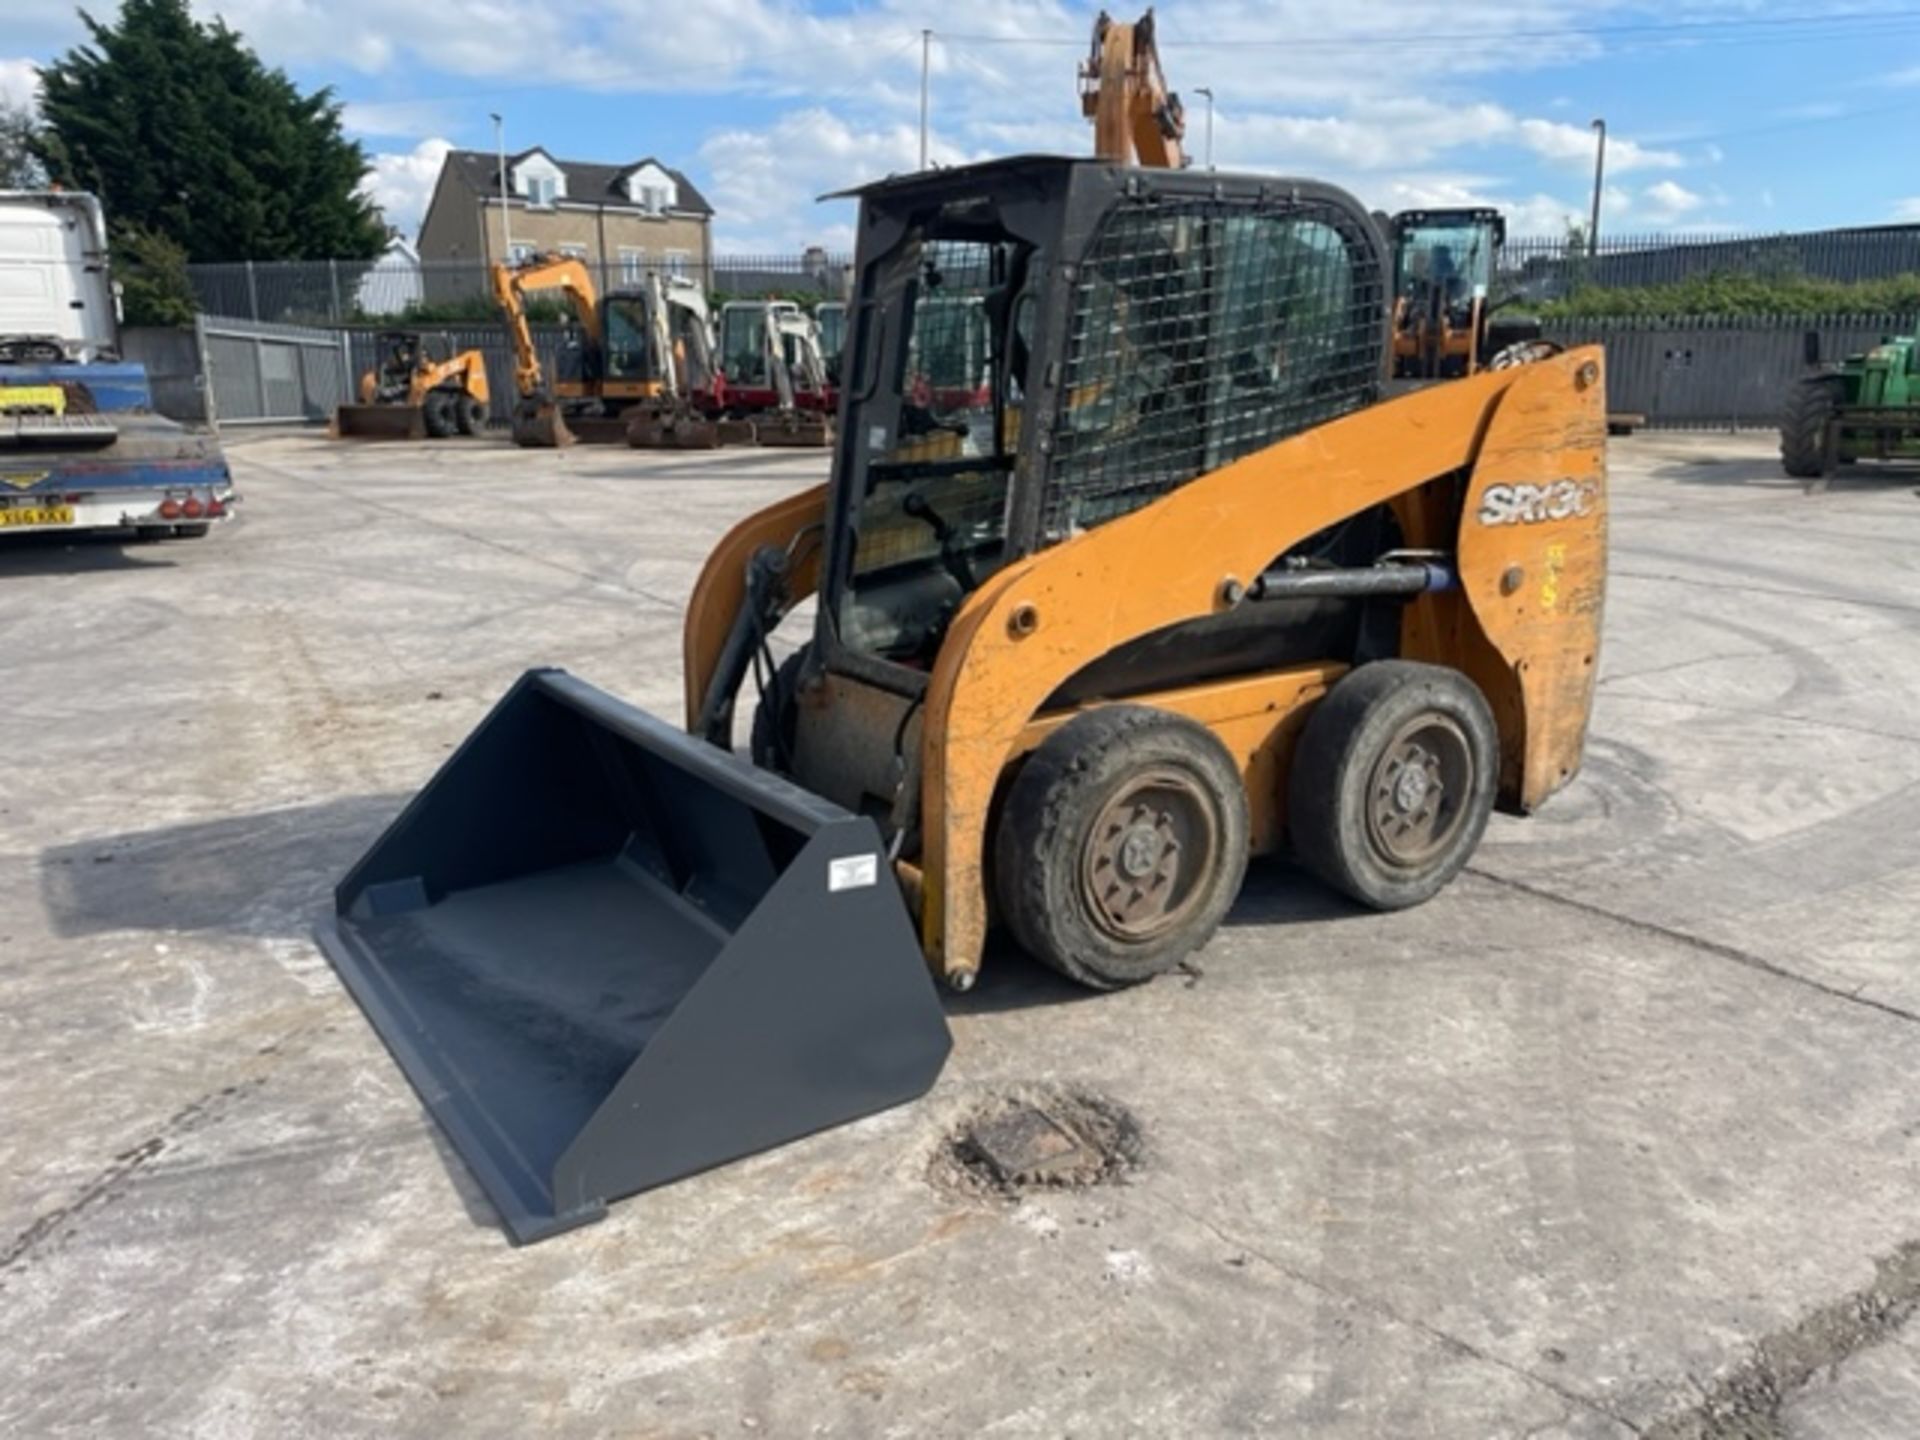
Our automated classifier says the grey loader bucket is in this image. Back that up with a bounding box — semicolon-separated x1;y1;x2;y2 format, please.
318;669;952;1244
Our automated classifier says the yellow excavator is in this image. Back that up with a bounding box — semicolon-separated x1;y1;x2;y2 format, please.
333;331;491;441
320;110;1608;1244
492;253;672;447
1079;7;1184;167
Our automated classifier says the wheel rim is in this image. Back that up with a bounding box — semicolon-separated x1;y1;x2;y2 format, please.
1364;713;1474;870
1080;767;1219;943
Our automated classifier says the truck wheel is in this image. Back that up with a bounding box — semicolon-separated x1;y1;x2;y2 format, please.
1781;375;1841;479
994;705;1249;990
422;389;457;439
455;392;488;436
749;646;811;772
1289;661;1497;911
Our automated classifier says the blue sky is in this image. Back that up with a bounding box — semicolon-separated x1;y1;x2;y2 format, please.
8;2;1920;252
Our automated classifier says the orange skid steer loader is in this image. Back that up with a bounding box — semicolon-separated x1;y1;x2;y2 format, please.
319;156;1607;1243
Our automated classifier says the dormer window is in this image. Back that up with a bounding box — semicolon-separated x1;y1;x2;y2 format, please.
526;175;557;209
640;184;669;215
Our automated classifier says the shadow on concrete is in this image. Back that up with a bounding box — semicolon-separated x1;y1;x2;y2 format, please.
0;529;180;576
39;794;406;940
1647;456;1920;492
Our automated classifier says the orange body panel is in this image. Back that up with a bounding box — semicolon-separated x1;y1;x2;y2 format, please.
681;482;829;730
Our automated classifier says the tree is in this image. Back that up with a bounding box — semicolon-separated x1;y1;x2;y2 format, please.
0;103;46;188
33;0;384;263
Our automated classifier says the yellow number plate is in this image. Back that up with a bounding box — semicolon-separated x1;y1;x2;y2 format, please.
0;505;75;527
0;385;67;415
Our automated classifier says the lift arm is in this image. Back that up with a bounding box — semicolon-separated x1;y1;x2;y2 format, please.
489;254;603;399
1079;8;1185;169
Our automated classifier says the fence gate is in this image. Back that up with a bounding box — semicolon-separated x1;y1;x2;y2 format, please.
195;314;351;425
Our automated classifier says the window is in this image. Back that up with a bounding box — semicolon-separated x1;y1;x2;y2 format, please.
640;184;670;215
664;249;690;279
1045;201;1381;536
525;174;557;209
558;243;589;262
507;242;536;266
619;246;647;284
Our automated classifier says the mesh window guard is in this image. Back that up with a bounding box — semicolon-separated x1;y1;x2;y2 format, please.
1045;198;1384;537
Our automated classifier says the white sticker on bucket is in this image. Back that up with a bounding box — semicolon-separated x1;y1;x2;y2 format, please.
829;853;880;893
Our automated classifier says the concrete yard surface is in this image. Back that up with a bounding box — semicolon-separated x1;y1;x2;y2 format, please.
3;430;1919;1438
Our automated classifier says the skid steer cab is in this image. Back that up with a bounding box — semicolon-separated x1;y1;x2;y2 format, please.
321;156;1607;1242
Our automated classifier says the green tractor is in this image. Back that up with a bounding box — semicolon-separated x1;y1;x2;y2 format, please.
1781;333;1920;479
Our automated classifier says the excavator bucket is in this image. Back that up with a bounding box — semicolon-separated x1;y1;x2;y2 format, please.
563;415;634;445
333;403;427;441
626;401;721;450
755;412;833;448
316;669;952;1244
510;397;574;449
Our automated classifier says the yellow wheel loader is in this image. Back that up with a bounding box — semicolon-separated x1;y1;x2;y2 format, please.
333;331;491;440
320;156;1607;1243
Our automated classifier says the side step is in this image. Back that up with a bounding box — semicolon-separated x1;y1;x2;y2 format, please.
317;669;951;1244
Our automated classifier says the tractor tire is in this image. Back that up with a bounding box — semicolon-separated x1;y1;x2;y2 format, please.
455;391;488;436
1781;375;1841;479
994;705;1249;990
422;388;457;439
1288;661;1497;912
749;646;811;773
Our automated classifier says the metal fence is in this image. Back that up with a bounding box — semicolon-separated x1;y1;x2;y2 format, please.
182;226;1920;326
1542;313;1917;429
195;315;353;425
1500;228;1920;301
187;254;855;328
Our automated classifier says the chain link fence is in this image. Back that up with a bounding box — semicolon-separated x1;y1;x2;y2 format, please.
186;254;856;328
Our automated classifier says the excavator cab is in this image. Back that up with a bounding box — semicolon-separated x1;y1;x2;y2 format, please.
324;156;1607;1242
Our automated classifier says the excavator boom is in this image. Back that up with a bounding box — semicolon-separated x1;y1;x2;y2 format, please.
1080;8;1185;169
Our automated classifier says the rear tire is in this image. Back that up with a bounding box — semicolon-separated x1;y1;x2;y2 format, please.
455;392;488;436
994;705;1249;990
1289;661;1497;911
422;389;457;439
1781;375;1841;479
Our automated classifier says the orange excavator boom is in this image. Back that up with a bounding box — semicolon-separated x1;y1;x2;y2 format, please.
1079;8;1186;169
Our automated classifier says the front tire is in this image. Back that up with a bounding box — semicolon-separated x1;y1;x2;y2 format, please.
994;705;1250;990
1289;661;1497;911
422;389;457;439
1781;375;1841;479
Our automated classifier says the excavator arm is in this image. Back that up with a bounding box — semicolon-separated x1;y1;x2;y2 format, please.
489;255;604;400
1079;8;1185;169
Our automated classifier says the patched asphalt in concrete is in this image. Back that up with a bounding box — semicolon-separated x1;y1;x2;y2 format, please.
2;431;1918;1437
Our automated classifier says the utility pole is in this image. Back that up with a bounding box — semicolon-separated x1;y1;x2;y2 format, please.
1588;117;1607;258
919;29;932;170
491;112;514;264
1194;86;1215;170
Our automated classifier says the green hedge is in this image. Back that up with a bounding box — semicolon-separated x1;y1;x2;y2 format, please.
1538;271;1920;319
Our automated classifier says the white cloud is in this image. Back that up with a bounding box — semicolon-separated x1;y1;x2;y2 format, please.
1641;179;1705;223
1886;65;1920;87
1515;118;1682;173
0;57;39;113
1895;198;1920;222
356;137;452;240
341;99;462;139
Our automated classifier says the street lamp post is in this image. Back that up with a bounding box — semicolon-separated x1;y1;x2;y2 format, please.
491;111;514;264
1194;86;1215;170
1588;117;1607;258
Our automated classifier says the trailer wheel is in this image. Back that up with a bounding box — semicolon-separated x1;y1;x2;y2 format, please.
455;392;488;436
422;389;457;439
994;705;1249;990
1289;661;1497;911
1781;375;1841;479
